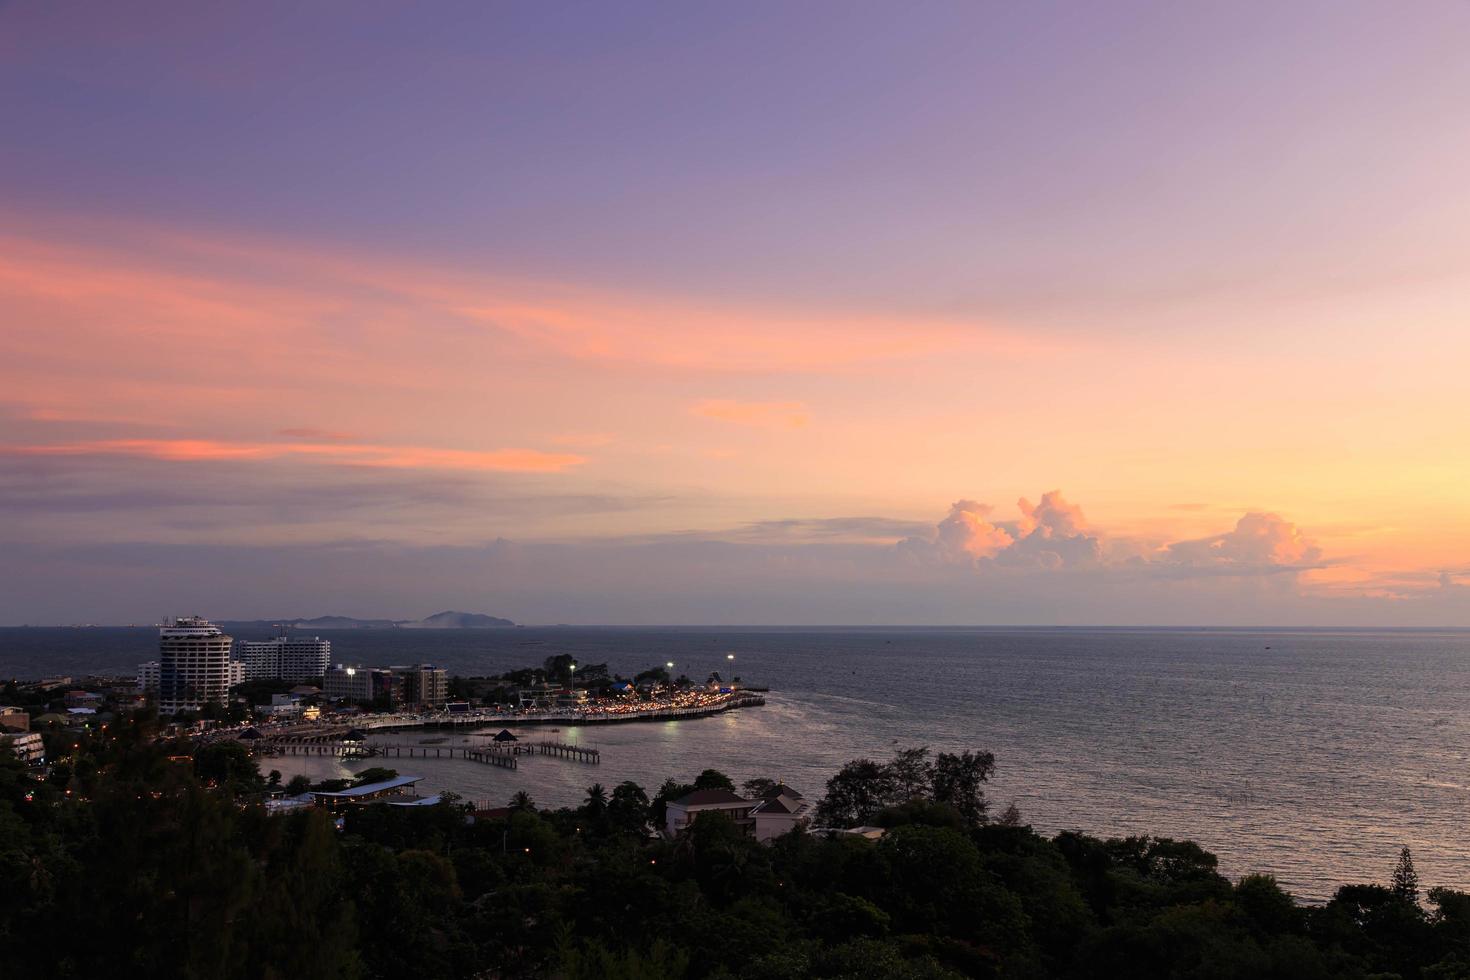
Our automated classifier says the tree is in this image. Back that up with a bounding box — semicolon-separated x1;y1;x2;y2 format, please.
890;746;933;801
1393;846;1420;905
193;740;263;793
634;666;671;687
583;783;608;818
930;750;994;826
510;790;536;812
353;767;399;786
544;654;576;685
286;773;312;795
815;758;897;827
608;780;650;835
742;776;778;799
693;769;734;792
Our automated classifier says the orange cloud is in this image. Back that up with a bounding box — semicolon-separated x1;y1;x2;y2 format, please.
3;438;584;473
691;399;810;429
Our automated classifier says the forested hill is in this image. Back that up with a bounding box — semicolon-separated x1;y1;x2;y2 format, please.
0;723;1462;979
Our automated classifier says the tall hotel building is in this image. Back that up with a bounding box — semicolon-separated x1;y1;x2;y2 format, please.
237;636;332;683
157;616;234;715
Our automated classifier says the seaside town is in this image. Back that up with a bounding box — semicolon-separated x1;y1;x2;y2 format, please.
0;617;783;829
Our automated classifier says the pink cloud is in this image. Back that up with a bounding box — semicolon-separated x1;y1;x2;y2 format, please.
1017;490;1089;538
900;499;1014;563
1165;512;1323;568
2;438;585;473
0;216;1061;384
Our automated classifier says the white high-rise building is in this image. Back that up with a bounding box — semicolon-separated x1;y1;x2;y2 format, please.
236;636;331;683
137;660;160;693
157;616;233;715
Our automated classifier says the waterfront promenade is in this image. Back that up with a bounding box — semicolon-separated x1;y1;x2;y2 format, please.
215;690;767;751
357;689;766;732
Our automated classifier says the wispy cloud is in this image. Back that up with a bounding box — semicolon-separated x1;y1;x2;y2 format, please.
691;399;810;429
1;438;585;473
0;217;1058;382
276;427;358;442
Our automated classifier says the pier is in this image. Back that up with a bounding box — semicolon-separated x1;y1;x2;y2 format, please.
255;740;371;757
373;742;519;770
248;739;617;770
534;741;600;764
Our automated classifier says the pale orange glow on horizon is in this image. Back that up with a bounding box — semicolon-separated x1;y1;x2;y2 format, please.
3;210;1470;618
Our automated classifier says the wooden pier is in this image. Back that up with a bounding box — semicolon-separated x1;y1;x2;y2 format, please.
534;741;600;764
255;740;372;757
250;739;562;770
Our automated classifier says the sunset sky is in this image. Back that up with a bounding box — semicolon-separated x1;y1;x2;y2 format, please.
4;2;1470;624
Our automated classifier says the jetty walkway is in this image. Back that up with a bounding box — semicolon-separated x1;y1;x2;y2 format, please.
252;739;601;768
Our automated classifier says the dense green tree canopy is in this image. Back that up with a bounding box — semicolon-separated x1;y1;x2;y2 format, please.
0;724;1463;978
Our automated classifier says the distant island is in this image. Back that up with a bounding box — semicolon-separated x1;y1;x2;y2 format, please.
398;610;516;629
221;610;516;630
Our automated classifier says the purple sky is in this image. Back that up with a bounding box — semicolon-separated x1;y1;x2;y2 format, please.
4;2;1470;624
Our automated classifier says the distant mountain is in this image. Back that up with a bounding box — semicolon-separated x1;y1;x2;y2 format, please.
398;610;516;629
221;611;516;630
295;615;399;629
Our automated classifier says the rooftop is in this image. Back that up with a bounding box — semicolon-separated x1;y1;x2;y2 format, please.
310;775;422;799
672;788;748;807
387;794;443;807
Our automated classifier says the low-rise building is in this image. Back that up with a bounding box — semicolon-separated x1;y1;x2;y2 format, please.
390;665;448;708
113;692;148;710
0;706;29;732
0;731;45;765
323;665;397;703
310;774;426;811
750;784;813;841
664;784;811;841
64;690;101;709
664;788;756;836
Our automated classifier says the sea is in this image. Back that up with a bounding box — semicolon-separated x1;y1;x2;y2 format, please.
3;624;1468;902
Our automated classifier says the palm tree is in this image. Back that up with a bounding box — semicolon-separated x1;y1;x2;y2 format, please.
584;782;608;817
509;790;535;812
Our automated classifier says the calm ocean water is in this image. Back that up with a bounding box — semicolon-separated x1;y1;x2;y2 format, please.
3;625;1468;901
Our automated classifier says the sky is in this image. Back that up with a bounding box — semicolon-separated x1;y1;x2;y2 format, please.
3;1;1470;625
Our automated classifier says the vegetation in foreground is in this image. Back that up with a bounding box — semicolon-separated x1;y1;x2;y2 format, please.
1;715;1466;979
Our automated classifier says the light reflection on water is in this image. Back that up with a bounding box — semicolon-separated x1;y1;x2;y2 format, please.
7;625;1470;901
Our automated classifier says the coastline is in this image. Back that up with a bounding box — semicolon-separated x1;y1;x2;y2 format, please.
261;690;769;739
